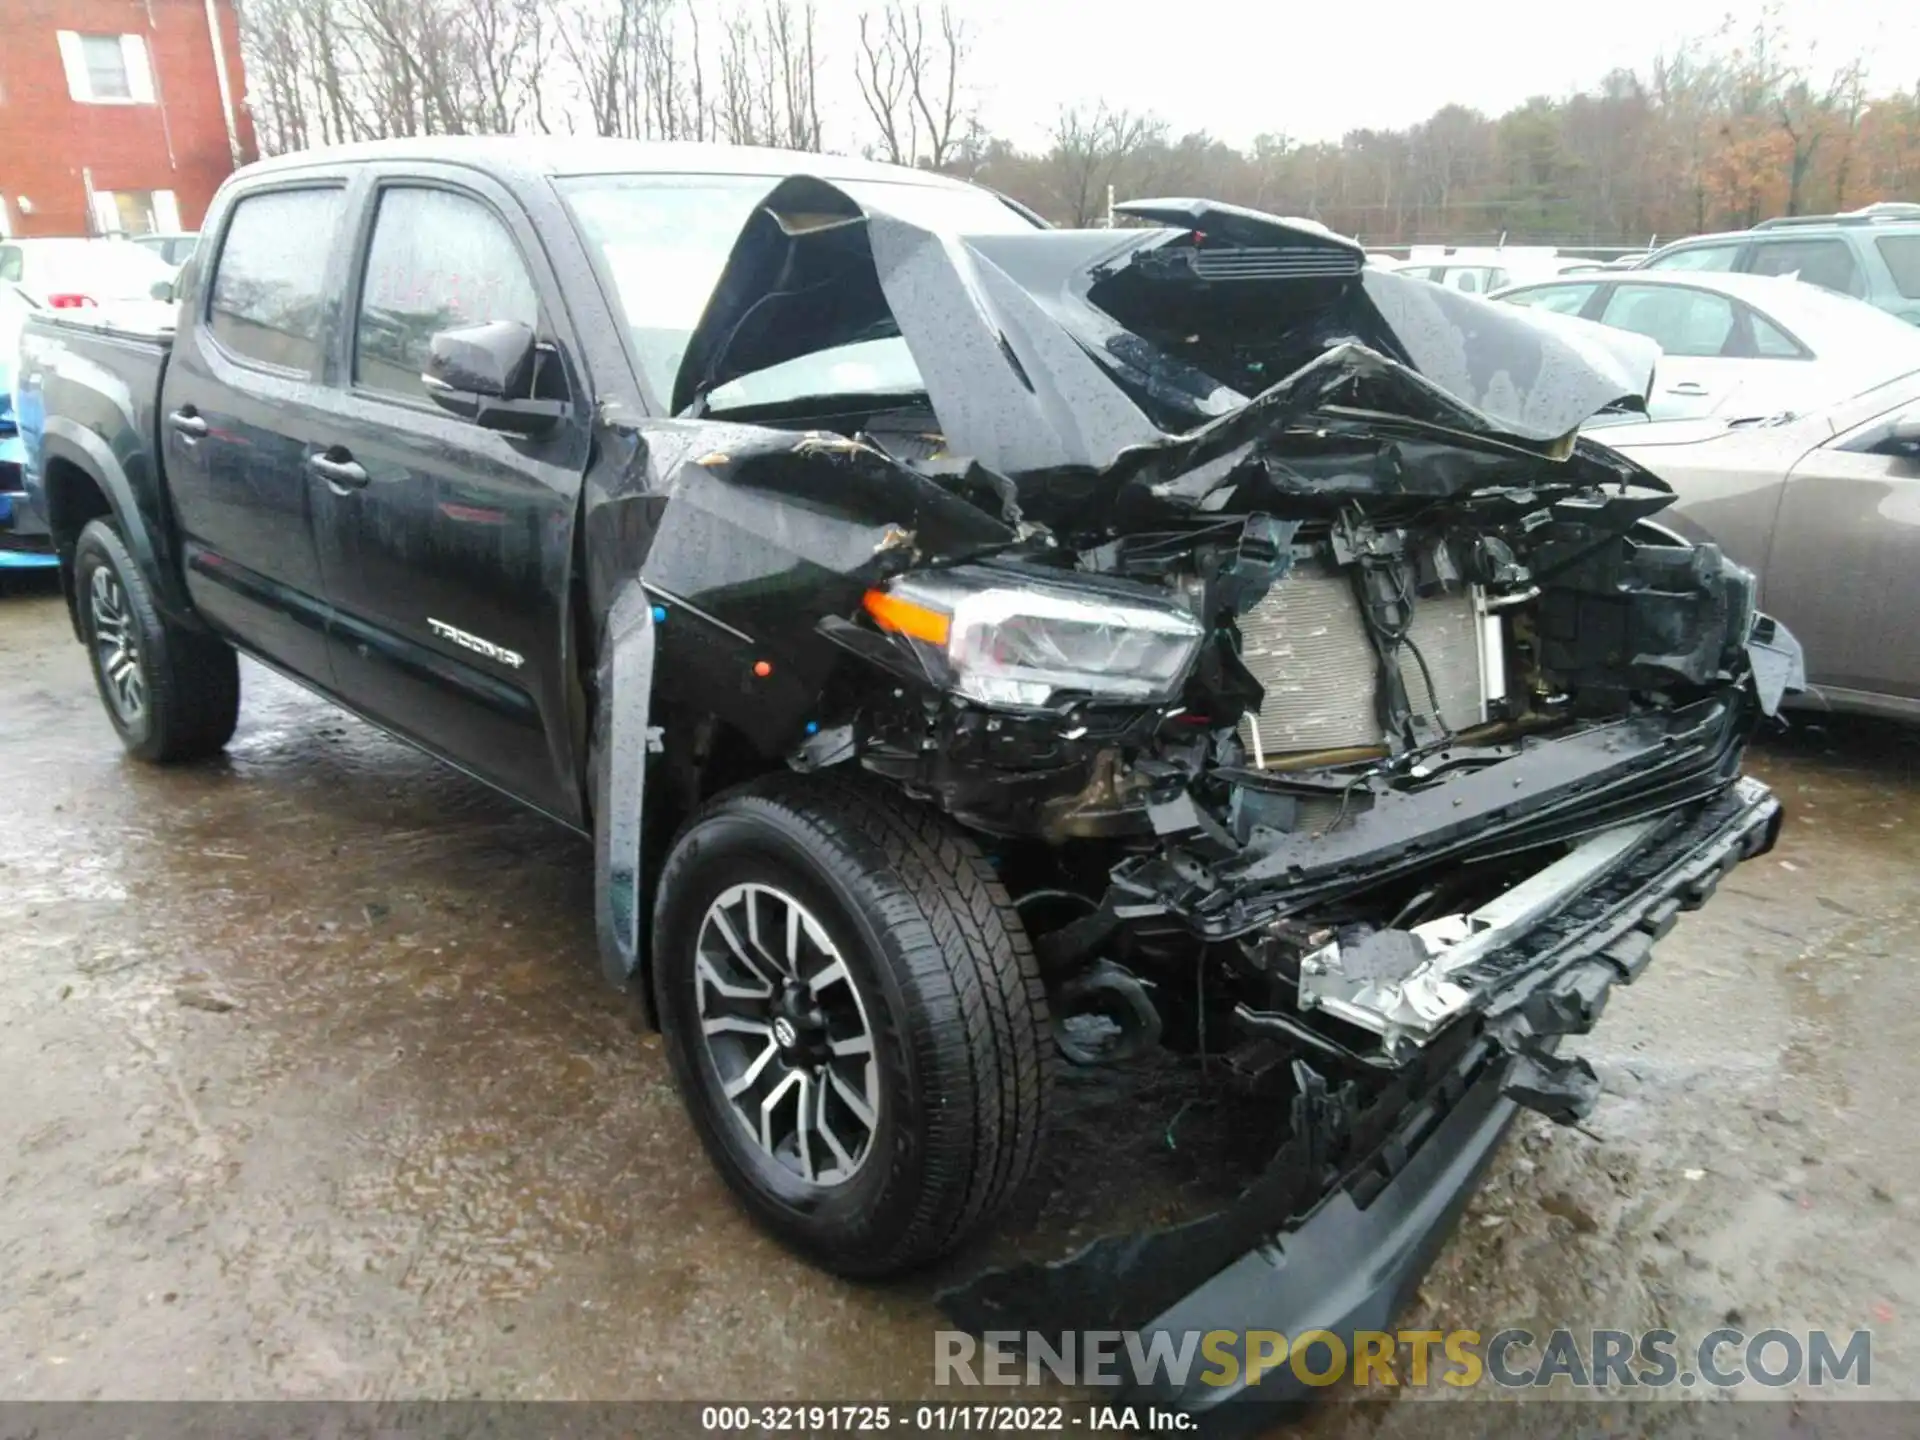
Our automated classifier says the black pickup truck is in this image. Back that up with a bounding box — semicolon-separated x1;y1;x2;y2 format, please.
20;137;1801;1419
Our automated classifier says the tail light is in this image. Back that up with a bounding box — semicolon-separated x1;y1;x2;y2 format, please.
47;293;96;309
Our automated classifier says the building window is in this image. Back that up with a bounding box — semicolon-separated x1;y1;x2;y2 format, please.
56;32;155;105
91;189;181;237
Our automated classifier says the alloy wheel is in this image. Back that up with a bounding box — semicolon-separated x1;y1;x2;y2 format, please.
693;881;880;1186
89;565;147;726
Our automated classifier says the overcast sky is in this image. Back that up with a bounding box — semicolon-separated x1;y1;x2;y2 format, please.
823;0;1920;151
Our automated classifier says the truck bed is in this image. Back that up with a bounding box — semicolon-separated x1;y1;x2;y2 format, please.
17;303;178;595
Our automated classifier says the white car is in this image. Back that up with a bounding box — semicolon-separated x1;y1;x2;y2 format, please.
1393;252;1602;296
0;237;178;309
1492;269;1920;420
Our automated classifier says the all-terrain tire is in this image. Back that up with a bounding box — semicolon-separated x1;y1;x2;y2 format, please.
652;772;1054;1277
74;518;240;762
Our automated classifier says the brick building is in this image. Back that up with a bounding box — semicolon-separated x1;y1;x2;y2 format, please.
0;0;255;239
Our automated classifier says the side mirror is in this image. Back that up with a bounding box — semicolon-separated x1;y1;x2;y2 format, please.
422;320;566;436
151;278;174;302
1874;410;1920;463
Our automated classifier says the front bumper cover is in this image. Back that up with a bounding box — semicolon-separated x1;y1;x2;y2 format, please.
940;773;1782;1432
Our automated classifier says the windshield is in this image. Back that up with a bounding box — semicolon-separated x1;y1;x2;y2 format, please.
18;239;174;300
558;172;1036;412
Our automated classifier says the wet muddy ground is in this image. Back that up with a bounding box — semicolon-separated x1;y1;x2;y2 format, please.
3;573;1916;1416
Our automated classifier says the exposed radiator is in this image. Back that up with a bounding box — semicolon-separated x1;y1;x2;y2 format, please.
1237;561;1496;758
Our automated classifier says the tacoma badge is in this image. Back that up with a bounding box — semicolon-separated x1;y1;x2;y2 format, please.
428;617;525;669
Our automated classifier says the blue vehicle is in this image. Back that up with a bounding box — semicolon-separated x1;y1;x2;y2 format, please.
0;282;56;570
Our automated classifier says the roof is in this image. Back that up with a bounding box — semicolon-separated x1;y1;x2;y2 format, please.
1648;212;1920;256
240;136;974;191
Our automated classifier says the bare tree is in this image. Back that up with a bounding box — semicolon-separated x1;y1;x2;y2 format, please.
1044;103;1166;227
853;2;970;168
712;0;819;149
854;8;912;163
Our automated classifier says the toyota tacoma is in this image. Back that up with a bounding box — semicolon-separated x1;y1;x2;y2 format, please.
17;139;1800;1424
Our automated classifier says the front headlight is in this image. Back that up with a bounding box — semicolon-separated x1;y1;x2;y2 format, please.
862;567;1204;708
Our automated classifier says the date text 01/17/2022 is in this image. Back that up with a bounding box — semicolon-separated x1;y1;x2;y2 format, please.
698;1404;1194;1431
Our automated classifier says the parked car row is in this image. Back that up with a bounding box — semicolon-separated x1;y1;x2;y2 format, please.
1386;203;1920;325
1635;203;1920;325
1480;215;1920;723
1495;269;1920;421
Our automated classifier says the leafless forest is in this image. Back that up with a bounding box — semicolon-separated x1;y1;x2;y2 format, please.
240;0;1920;242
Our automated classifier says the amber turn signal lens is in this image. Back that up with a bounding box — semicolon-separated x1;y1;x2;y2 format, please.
863;588;951;646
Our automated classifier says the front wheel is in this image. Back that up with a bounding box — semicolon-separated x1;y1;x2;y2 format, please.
652;775;1053;1277
74;518;239;762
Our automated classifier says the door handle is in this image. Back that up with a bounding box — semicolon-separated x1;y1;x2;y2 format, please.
308;450;369;492
1665;382;1710;395
168;408;208;438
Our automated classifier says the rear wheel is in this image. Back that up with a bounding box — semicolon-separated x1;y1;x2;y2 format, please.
74;518;239;762
652;774;1053;1277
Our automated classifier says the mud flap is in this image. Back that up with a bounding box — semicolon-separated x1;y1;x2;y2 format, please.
593;583;656;987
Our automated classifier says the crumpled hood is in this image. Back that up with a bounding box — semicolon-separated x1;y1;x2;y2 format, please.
672;177;1660;498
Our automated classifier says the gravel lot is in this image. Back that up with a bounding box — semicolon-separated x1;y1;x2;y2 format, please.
3;573;1914;1417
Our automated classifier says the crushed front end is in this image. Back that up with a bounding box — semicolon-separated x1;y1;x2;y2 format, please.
849;465;1793;1430
665;183;1804;1426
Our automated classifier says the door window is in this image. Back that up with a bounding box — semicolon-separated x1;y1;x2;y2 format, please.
1643;243;1741;273
1876;236;1920;300
1748;310;1809;358
206;187;345;374
1501;282;1598;316
1599;284;1739;357
1749;237;1864;297
354;187;539;402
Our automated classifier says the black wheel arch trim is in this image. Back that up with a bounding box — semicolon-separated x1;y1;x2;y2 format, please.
35;422;198;635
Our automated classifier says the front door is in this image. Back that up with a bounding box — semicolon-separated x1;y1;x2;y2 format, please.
1766;400;1920;702
305;173;590;821
159;182;350;684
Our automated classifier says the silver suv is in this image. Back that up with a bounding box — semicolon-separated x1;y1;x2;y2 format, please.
1637;202;1920;326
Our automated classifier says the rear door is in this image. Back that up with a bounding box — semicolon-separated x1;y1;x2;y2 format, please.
304;166;591;820
159;179;350;683
1596;282;1752;417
